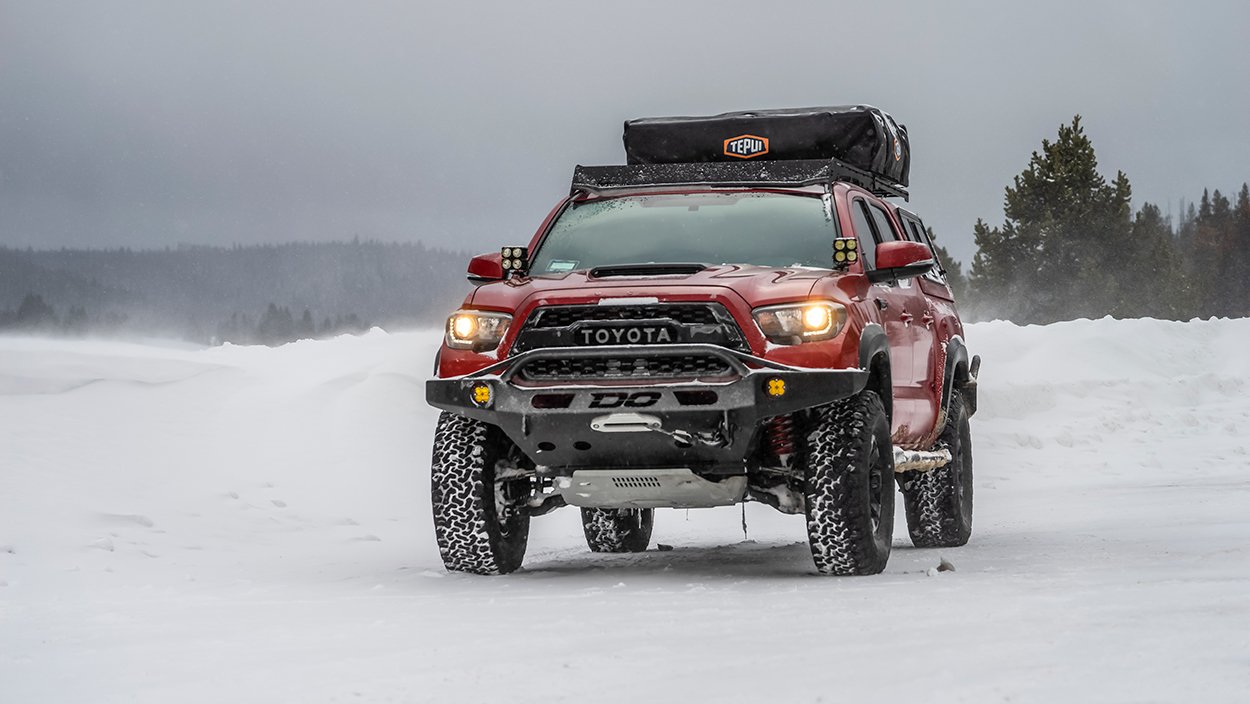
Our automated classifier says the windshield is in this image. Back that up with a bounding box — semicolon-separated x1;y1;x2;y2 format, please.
529;192;836;274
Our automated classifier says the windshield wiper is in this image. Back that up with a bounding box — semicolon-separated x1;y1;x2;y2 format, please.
589;263;709;278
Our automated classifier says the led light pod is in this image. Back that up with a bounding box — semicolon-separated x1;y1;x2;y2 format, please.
832;238;859;267
766;378;787;397
500;246;529;275
470;383;493;407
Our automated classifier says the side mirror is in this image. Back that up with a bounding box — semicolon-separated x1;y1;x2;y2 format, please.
466;252;504;284
866;240;935;284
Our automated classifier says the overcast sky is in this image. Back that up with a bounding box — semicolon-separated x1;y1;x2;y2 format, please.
2;0;1248;266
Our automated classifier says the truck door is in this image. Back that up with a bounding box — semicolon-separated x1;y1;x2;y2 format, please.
848;197;915;438
897;211;955;439
863;199;937;444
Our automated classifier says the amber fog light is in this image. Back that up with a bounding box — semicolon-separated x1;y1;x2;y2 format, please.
470;383;493;407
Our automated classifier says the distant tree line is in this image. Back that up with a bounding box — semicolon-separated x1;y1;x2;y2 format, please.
0;240;471;344
957;116;1249;323
0;292;375;346
215;304;370;346
0;293;127;336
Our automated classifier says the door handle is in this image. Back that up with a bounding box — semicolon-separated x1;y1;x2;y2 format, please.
875;299;888;311
921;312;935;327
899;312;914;325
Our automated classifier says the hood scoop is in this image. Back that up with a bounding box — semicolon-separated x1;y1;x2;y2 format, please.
589;263;708;278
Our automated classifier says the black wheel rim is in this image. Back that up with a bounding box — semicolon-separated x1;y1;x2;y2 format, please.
955;418;973;523
867;437;885;532
491;448;530;538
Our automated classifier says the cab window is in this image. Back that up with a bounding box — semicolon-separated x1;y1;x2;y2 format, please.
867;204;901;243
903;215;950;285
906;220;926;243
849;199;879;269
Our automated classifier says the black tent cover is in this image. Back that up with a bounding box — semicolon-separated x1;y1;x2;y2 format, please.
623;105;910;188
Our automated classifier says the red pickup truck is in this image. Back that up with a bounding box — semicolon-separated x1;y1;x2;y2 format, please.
426;106;979;575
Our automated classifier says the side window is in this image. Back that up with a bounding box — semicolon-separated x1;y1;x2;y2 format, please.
906;220;926;243
907;216;949;284
867;204;901;243
849;199;878;269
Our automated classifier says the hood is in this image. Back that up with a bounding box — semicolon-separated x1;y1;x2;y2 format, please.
468;264;831;311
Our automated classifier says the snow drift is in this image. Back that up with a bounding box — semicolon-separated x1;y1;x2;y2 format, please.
2;318;1249;702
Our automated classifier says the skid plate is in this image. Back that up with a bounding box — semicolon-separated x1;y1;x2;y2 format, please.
556;468;746;509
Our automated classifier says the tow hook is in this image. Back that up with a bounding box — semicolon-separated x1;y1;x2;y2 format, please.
648;426;727;449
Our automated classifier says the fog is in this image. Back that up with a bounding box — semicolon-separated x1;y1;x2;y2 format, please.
3;1;1249;265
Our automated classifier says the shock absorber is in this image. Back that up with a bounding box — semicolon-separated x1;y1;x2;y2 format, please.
765;414;797;465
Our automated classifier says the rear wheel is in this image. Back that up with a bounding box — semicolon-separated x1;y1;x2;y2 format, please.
801;391;895;575
430;412;531;574
581;508;654;553
899;389;974;547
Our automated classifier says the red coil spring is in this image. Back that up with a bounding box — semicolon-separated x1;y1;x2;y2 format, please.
766;414;796;458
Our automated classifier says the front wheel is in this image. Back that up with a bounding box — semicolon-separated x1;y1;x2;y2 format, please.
430;412;531;574
801;390;895;575
581;508;654;553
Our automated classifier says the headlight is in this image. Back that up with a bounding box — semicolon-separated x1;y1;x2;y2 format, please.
446;310;512;351
753;301;847;345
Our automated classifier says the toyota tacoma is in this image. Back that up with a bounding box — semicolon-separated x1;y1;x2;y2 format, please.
426;105;980;575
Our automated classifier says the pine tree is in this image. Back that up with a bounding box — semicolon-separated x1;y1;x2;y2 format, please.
1125;203;1184;319
256;303;296;345
15;293;57;330
1211;190;1232;225
296;308;315;339
968;116;1133;322
1234;184;1250;317
968;219;1025;319
1191;188;1240;316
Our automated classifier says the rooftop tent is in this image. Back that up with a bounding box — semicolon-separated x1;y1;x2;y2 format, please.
622;105;910;188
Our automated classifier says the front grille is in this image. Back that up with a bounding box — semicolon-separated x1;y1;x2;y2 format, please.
511;302;748;354
516;354;733;382
530;304;718;328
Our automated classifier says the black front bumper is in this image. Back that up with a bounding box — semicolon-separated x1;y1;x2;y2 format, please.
426;344;867;471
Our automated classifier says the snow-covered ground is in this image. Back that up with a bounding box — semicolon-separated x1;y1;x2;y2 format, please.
2;318;1249;703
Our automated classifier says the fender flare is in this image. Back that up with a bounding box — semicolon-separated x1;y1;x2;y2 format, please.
942;335;977;417
857;323;893;420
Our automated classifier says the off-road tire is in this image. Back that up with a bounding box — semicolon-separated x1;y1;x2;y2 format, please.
430;412;530;574
581;508;654;553
802;390;895;575
899;389;973;548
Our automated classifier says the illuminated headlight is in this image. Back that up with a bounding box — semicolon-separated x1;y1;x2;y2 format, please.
753;302;847;345
446;310;512;351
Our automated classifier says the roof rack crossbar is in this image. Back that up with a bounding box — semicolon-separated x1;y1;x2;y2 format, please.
570;158;908;200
